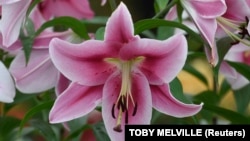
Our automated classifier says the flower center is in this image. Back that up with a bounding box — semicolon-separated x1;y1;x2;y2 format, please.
243;50;250;65
105;56;144;132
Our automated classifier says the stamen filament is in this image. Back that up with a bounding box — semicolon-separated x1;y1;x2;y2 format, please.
113;109;123;132
217;21;250;46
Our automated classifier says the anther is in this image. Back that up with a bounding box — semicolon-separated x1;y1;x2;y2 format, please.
125;110;128;124
112;104;116;119
231;40;240;45
132;102;137;116
113;125;122;132
245;16;249;24
117;96;127;112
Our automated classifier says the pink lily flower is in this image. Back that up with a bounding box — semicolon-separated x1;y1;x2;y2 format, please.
8;6;72;94
216;0;250;39
49;2;203;141
180;0;227;66
0;61;15;103
8;32;71;94
38;0;94;20
220;43;250;90
0;0;31;47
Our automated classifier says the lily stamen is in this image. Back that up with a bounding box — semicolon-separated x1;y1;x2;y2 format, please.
132;102;137;116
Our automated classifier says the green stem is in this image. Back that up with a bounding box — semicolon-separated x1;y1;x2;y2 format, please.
153;0;178;19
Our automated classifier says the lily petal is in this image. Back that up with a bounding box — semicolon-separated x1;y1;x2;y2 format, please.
219;61;237;79
55;74;71;96
104;2;135;43
225;72;249;90
9;49;59;93
102;71;152;141
1;0;31;47
49;82;103;123
120;34;187;84
49;38;120;86
185;8;217;49
224;43;249;62
151;83;203;117
0;0;21;5
223;0;250;21
181;0;226;65
39;0;94;20
221;43;250;90
185;0;226;18
0;61;15;103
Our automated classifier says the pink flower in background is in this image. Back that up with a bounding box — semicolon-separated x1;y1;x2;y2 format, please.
180;0;227;66
0;0;32;47
216;0;250;39
38;0;94;20
49;2;203;141
8;6;73;94
0;61;15;103
220;43;250;90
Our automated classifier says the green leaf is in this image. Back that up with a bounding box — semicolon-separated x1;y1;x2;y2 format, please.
134;19;203;44
227;61;250;81
169;77;192;104
20;36;34;65
154;0;169;13
82;16;108;25
156;26;174;40
19;100;54;134
233;83;250;114
183;64;209;87
29;119;58;141
63;116;89;141
0;116;21;140
176;1;184;23
216;37;233;65
194;90;220;105
213;37;233;84
24;18;36;36
218;79;231;98
63;124;91;141
35;16;90;40
95;27;105;40
92;122;110;141
203;103;250;124
19;19;36;64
